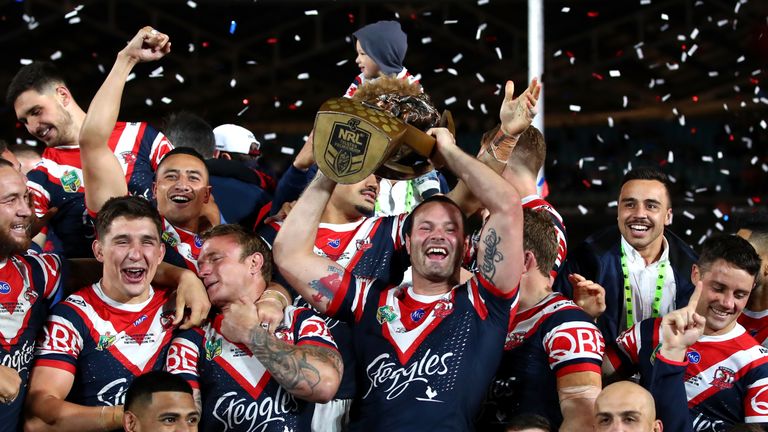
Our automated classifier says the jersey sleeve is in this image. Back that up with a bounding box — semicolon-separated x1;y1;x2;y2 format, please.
25;171;51;222
343;74;364;98
33;303;85;375
147;127;174;170
649;354;693;432
744;372;768;423
467;272;519;328
605;322;643;376
293;308;338;350
165;329;203;389
25;252;63;300
324;271;378;324
542;318;605;378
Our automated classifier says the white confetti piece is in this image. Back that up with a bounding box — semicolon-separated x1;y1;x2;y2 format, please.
701;155;713;162
695;187;707;193
421;37;432;44
690;28;699;39
761;120;768;129
561;7;570;13
145;98;153;106
672;108;679;116
68;17;81;24
175;74;184;83
444;20;458;24
495;47;503;59
161;97;172;104
336;59;348;66
683;211;695;220
294;35;301;42
274;100;281;108
188;43;195;53
763;164;768;173
280;146;295;155
678;115;686;126
475;73;485;83
720;169;730;175
687;44;698;56
297;73;310;80
592;179;603;186
596;134;604;143
713;208;724;219
569;105;581;112
97;64;105;73
447;68;458;76
635;149;643;157
666;62;679;70
229;79;236;88
708;71;719;77
578;205;588;215
609;70;621;77
467;100;474;110
676;35;687;41
608;117;614;127
623;96;628;108
475;23;487;40
452;53;463;63
294;100;303;107
715;222;724;231
717;19;729;27
607;200;618;208
553;49;562;57
636;47;644;59
304;10;318;15
737;55;745;63
668;174;677;183
480;103;487;114
186;0;197;8
717;151;723;159
126;73;136;82
686;229;692;236
661;93;671;102
640;0;651;4
744;138;753;149
263;133;277;140
444;96;457;106
751;156;759;165
149;66;164;77
661;13;669;20
64;10;78;19
477;0;489;5
50;51;62;60
237;106;249;117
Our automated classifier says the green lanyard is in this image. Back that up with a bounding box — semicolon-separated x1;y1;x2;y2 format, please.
620;243;667;328
375;180;414;214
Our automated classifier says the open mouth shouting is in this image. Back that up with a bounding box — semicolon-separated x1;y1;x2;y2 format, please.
425;246;449;261
121;267;147;284
168;193;193;205
626;220;652;236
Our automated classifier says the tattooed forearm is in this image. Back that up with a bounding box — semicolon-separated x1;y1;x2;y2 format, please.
480;228;504;282
248;328;342;399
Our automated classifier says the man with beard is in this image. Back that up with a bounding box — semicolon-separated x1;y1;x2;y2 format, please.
555;167;699;343
7;56;173;259
605;234;768;431
0;158;208;431
273;124;524;430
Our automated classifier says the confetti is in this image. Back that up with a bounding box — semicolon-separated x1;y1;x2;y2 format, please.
304;10;318;16
475;73;485;83
477;0;489;5
263;133;277;140
553;49;562;57
149;66;164;78
609;70;621;77
578;205;588;215
668;151;674;163
475;23;487;40
622;96;628;108
592;179;603;185
186;0;197;8
701;155;713;162
607;200;618;207
237;106;249;117
126;73;136;82
690;28;699;39
64;10;78;19
561;7;571;13
229;20;237;34
447;68;458;76
297;73;310;80
683;211;696;220
661;13;669;20
495;47;503;60
280;146;295;155
608;117;614;127
336;59;348;66
569;105;581;112
175;74;184;83
68;17;81;24
444;20;458;24
467;100;474;110
452;53;463;63
480;103;488;114
715;222;724;231
145;98;153;106
50;51;62;60
421;37;432;44
229;78;236;88
161;97;172;104
444;96;457;105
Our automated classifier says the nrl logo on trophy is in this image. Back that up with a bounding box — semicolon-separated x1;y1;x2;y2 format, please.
324;118;370;178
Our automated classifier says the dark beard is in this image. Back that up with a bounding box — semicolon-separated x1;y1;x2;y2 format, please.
0;229;29;258
354;205;375;218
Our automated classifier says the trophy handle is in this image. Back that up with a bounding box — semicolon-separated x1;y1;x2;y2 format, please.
402;124;436;157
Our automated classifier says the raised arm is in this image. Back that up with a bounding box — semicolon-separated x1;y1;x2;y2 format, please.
431;128;523;294
272;172;348;314
78;26;171;213
446;78;540;215
219;300;342;403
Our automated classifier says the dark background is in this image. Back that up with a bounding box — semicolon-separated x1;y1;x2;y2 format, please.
1;0;766;247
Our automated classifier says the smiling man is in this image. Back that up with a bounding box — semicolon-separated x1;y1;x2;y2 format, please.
123;371;199;432
605;234;768;431
555;167;698;342
6;60;172;259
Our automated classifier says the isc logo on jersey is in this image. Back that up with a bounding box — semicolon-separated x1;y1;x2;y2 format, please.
0;281;10;294
545;322;604;366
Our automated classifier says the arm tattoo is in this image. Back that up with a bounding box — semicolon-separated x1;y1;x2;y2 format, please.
309;266;344;304
480;228;504;282
248;329;343;397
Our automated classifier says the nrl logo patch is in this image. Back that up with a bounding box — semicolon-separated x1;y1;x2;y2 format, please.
324;118;370;178
205;338;222;360
162;231;179;247
61;170;81;193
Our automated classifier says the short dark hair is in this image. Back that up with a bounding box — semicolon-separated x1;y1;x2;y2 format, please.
163;112;216;159
124;371;193;412
698;234;761;285
620;166;672;205
156;147;210;178
403;195;467;237
9;143;41;158
505;413;551;431
6;61;68;106
95;196;163;239
200;224;273;284
523;208;557;278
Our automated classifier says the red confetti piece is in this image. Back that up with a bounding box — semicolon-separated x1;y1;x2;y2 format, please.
266;37;278;44
660;159;668;166
289;103;297;110
242;99;249;105
202;41;209;48
582;179;591;188
566;51;574;58
750;78;760;84
681;44;687;50
691;128;697;134
347;13;355;24
729;134;735;141
692;95;699;102
592;72;604;80
587;11;599;17
754;197;762;204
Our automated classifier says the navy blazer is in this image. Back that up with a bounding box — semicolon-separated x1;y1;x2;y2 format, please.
554;226;699;343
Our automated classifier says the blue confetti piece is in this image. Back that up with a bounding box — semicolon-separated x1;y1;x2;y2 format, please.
229;20;237;34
